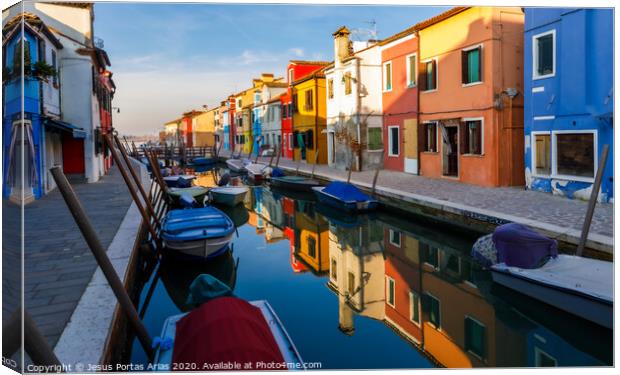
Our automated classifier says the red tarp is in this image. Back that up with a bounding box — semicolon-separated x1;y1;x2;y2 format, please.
172;297;286;371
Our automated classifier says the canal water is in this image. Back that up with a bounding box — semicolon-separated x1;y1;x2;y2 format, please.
130;168;612;369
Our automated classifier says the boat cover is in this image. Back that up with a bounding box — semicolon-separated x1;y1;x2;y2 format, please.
271;168;285;178
162;207;234;241
185;274;234;307
492;223;558;269
172;297;285;369
322;181;370;202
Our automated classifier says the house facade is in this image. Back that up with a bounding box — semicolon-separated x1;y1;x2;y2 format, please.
380;27;419;173
192;107;216;147
418;7;525;187
523;8;613;201
291;69;328;164
262;96;284;152
325;27;384;171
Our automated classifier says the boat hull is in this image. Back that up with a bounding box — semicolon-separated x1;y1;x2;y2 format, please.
226;159;247;173
270;176;320;192
209;187;248;207
491;264;613;329
164;233;233;260
312;186;378;213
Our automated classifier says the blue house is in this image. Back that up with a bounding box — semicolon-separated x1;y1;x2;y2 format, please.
523;8;613;202
252;90;262;156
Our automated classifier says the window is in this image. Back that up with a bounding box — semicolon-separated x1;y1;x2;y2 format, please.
282;103;287;119
427;294;441;328
420;59;437;91
555;132;595;179
389;229;401;247
533;30;555;79
406;54;417;87
288;103;293;117
386;277;395;307
462;46;482;84
368;127;383;151
344;72;352;95
383;61;392;91
409;291;420;325
535;348;557;367
465;317;486;359
533;133;551;175
306;129;314;149
292;94;298;113
308;237;316;258
388;126;399;156
422;243;440;269
288;68;294;84
331;258;337;280
348;272;355;296
422;122;438;152
328;78;334;99
37;39;46;63
304;89;313;111
460;119;482;155
51;50;57;86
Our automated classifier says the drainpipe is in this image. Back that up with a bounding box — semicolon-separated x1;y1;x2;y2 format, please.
355;57;362;171
315;77;319;164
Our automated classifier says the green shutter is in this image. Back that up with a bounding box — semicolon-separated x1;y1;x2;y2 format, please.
368;128;382;150
468;48;480;83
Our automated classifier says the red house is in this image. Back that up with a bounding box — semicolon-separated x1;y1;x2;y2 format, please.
282;60;329;160
380;28;419;174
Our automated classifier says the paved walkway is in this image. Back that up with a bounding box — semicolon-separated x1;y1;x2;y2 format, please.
7;166;134;347
222;150;613;252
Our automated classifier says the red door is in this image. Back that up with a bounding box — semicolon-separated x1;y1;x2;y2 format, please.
62;135;85;174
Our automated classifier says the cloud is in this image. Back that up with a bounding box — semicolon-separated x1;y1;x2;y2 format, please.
288;47;305;57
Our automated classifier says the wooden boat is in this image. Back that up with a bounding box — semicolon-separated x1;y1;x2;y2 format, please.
472;223;613;329
225;158;249;173
153;298;303;370
270;175;321;192
163;174;196;188
207;186;249;207
161;206;235;259
312;181;378;213
167;186;208;207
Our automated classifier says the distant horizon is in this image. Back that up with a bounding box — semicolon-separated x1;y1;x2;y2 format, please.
94;2;449;136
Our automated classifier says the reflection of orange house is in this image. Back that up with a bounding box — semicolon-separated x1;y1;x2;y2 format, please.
285;227;306;273
418;7;524;187
293;204;329;275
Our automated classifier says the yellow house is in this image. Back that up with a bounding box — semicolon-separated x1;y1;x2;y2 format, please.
292;69;328;164
294;204;329;274
193;107;217;147
164;117;182;146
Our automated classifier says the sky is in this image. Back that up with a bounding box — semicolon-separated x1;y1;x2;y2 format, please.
94;2;449;135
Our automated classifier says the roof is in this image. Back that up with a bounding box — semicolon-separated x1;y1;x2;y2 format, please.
263;81;288;88
413;7;469;30
3;13;64;49
291;67;326;86
289;60;331;66
332;26;350;36
165;118;183;125
266;94;285;104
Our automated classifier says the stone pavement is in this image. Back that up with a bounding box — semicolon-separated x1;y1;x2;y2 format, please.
222;150;613;252
11;165;134;347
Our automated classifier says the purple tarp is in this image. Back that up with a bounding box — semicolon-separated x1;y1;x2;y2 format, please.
492;223;558;269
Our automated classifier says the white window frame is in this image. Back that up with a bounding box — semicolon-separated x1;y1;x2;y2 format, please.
530;130;552;178
409;290;421;326
288;68;294;84
388;228;401;247
461;44;484;87
551;129;597;183
422;121;439;153
387;125;400;157
461;117;484;155
383;61;393;92
421;57;439;93
405;53;417;88
386;276;396;308
532;29;556;80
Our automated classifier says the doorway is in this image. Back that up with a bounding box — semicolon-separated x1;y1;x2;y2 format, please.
442;125;458;177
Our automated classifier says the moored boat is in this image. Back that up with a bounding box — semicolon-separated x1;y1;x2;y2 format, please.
163;174;196;188
190;156;216;166
270;175;321;192
312;181;378;213
161;206;235;259
245;162;270;181
167;186;209;207
472;223;613;329
226;158;250;173
208;186;249;207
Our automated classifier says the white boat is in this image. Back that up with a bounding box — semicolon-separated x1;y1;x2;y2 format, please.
153;299;303;370
245;162;271;181
226;158;250;173
208;186;249;207
491;255;613;329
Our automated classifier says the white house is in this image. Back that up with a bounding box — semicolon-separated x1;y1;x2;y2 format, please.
325;26;384;171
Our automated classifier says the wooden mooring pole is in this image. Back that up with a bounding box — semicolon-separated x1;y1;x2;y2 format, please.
50;166;154;359
311;149;320;179
576;144;609;256
371;167;381;197
275;143;282;168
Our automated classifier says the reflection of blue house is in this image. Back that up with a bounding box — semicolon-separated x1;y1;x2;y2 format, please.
252;91;262;156
222;109;230;151
525;325;604;367
523;8;613;202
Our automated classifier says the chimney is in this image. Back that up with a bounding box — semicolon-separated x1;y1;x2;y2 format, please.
333;26;351;67
261;73;274;83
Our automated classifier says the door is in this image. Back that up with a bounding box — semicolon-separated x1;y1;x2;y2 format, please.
442;125;458;177
404;119;418;174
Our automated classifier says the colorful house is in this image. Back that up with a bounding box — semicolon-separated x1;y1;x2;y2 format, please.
380;26;420;173
192;107;217;147
325;27;384;171
523;8;613;201
417;7;525;187
180;110;201;148
291;68;328;164
282;61;329;160
227;94;236;152
163;117;182;146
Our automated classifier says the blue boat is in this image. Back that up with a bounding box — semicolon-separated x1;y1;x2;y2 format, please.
161;206;235;259
163;174;196;188
190;156;216;166
312;181;378;213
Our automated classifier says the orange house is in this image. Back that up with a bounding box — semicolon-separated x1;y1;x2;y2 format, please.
417;7;525;187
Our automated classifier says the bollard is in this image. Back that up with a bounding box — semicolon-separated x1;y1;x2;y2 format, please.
50;166;154;359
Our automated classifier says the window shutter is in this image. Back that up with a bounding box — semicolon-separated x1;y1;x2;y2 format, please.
38;39;46;63
430;60;437;89
418;61;427;91
461;50;468;84
459;121;468;154
419;122;427;152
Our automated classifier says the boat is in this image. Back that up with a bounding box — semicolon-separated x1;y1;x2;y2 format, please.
163;174;196;188
472;223;613;329
270;175;321;192
312;181;378;213
225;158;250;173
167;186;209;207
153;275;302;371
161;206;235;259
190;156;216;166
207;186;249;207
245;162;271;181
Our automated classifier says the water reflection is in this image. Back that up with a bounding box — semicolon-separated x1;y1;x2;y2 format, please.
132;167;611;368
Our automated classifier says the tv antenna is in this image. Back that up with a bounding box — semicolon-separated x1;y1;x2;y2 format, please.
350;19;378;42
